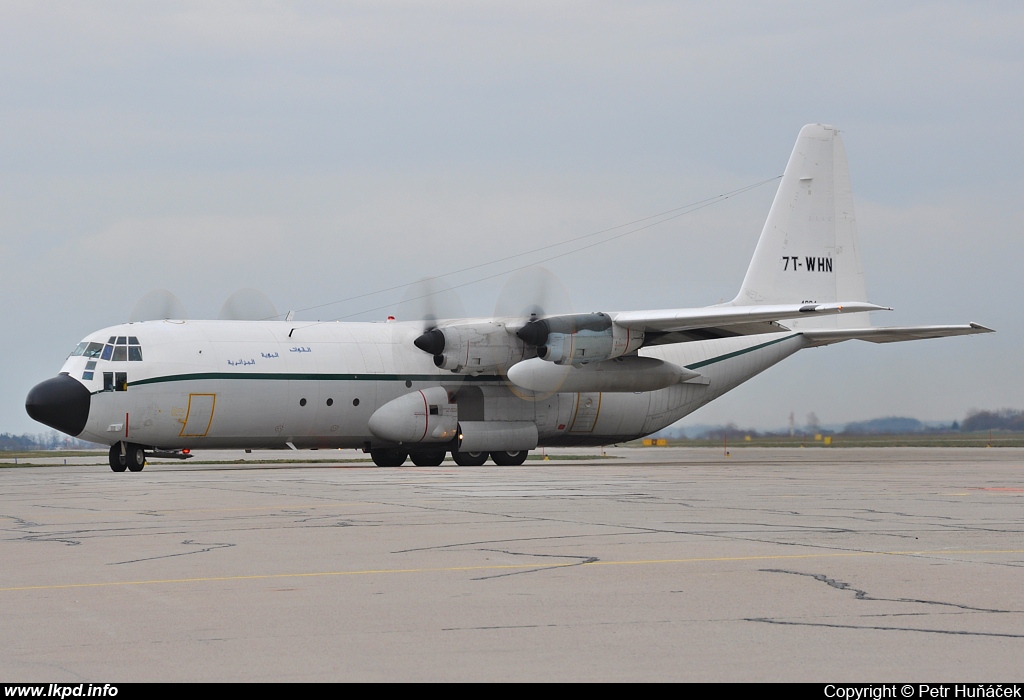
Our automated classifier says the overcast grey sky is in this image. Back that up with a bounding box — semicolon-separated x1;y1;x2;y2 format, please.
3;1;1021;435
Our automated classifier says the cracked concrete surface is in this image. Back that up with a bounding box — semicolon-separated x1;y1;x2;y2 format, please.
1;447;1022;681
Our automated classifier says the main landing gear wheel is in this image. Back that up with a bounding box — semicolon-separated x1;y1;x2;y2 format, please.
108;444;127;472
490;450;529;466
452;450;488;467
371;448;408;467
410;449;446;467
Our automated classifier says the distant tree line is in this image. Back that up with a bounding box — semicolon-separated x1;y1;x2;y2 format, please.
841;417;923;435
654;408;1024;440
960;409;1024;432
0;431;98;451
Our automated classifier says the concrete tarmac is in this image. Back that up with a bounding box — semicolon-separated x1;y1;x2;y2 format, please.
1;447;1022;682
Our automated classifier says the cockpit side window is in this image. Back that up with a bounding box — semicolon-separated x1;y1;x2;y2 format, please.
100;345;113;361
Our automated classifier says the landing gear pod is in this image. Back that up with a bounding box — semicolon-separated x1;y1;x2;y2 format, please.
368;386;458;444
456;421;538;453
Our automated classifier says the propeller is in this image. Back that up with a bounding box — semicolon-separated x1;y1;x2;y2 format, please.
403;268;574;397
495;266;573;358
493;266;574;399
493;266;572;321
401;277;466;355
129;289;188;322
218;288;279;321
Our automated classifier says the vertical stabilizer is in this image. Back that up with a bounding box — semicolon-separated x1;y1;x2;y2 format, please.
732;124;868;328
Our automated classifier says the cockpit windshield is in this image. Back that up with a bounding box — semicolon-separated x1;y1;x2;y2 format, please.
71;341;105;358
71;338;143;362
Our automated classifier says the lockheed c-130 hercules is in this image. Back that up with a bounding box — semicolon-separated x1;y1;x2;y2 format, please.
26;124;992;471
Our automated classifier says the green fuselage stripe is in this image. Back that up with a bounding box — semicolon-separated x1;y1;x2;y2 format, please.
683;334;799;370
120;334;801;390
126;372;505;389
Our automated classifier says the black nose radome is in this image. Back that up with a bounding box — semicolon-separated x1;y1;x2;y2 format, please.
26;374;91;437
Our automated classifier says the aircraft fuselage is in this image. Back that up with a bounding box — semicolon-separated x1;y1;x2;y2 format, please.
48;319;804;451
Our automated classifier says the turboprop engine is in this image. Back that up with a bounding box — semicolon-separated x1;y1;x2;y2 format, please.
414;322;527;374
515;313;644;365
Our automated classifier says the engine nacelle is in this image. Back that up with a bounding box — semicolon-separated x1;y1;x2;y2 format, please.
516;313;644;365
416;322;527;374
368;386;458;444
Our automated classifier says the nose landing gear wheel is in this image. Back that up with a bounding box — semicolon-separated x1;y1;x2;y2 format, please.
452;450;488;466
108;444;127;472
490;450;528;466
127;444;146;472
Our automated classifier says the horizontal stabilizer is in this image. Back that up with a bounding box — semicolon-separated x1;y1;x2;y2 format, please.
800;323;994;347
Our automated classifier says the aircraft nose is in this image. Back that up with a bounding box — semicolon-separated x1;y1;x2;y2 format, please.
25;374;91;437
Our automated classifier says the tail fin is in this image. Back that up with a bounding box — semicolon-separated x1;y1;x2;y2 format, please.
732;124;868;329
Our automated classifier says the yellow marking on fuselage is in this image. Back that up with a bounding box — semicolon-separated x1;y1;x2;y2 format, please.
179;393;216;437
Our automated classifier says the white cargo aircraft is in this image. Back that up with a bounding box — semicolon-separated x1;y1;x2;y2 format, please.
26;125;991;471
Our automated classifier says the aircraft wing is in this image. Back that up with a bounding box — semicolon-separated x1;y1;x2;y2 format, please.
799;323;994;347
609;301;889;345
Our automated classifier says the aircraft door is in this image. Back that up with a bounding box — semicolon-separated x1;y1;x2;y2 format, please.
180;393;216;437
568;393;602;434
453;386;484;422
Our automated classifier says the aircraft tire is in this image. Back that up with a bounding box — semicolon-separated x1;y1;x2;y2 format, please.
410;449;446;467
452;450;488;467
490;450;528;466
108;444;128;472
126;444;146;472
371;448;408;467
